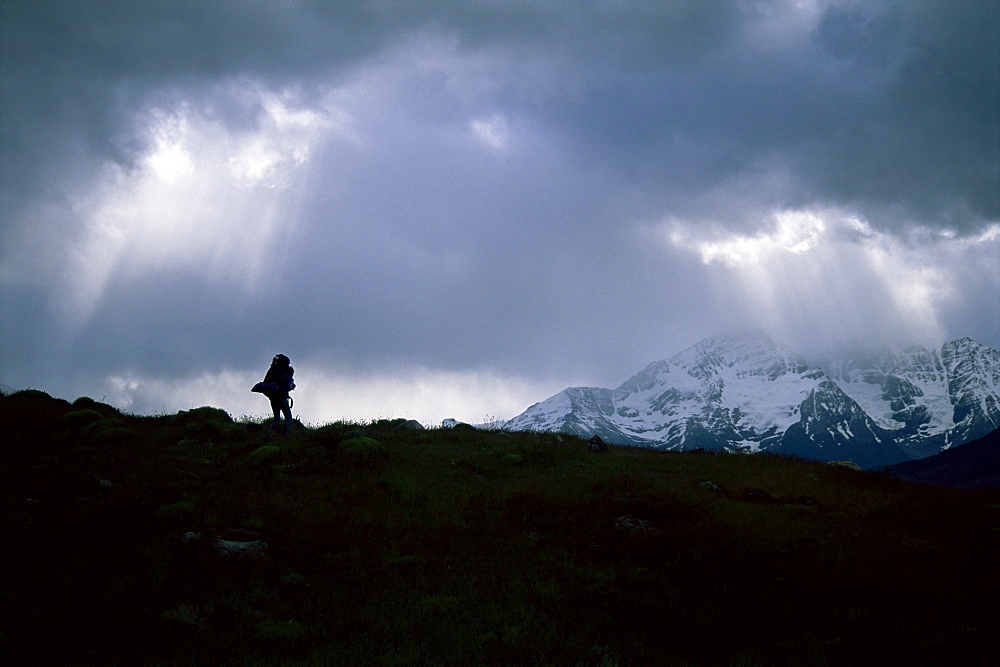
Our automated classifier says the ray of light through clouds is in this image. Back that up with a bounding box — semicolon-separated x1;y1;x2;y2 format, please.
660;209;996;350
1;0;997;425
62;85;339;327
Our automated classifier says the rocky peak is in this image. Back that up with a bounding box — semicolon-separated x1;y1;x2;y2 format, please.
506;333;1000;469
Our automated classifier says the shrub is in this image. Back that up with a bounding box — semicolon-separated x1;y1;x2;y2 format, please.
71;396;121;417
172;407;242;441
242;516;264;531
499;451;525;465
312;421;356;439
57;409;105;430
247;445;281;464
89;427;141;449
176;406;233;424
280;572;307;586
1;389;70;428
161;603;212;629
83;416;122;430
184;418;242;441
495;438;556;467
256;619;308;642
340;436;383;458
157;500;197;518
302;445;329;464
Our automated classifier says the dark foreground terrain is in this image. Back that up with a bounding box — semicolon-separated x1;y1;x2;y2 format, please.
2;389;998;665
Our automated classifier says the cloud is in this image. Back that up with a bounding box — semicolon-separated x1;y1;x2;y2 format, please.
671;210;827;268
660;209;1000;351
102;363;563;428
1;1;997;421
45;84;342;329
470;114;511;151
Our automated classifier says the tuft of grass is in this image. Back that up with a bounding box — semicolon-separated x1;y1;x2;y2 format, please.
57;409;106;429
242;516;265;531
256;619;308;643
157;499;197;517
246;444;281;464
161;603;213;629
88;426;141;449
339;436;383;458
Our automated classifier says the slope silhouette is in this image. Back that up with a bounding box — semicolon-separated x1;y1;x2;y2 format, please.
887;427;1000;488
2;389;998;665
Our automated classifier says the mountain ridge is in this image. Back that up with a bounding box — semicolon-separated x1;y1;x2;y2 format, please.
506;333;1000;468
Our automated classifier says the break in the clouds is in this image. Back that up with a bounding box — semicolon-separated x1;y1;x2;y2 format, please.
1;1;997;425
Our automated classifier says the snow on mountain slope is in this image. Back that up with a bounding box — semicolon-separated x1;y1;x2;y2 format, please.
505;333;1000;468
940;338;1000;442
507;333;833;453
606;333;827;451
823;345;954;436
821;338;1000;451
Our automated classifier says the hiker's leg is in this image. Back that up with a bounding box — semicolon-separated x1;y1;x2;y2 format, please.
268;398;282;432
280;399;293;436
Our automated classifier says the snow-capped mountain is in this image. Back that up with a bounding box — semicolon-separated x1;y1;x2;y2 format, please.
505;333;1000;468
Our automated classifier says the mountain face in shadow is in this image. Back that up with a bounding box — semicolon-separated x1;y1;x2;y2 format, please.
887;428;1000;488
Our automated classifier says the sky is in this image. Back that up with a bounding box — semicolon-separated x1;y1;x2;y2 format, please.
1;0;998;426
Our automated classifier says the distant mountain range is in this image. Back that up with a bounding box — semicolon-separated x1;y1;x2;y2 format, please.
505;333;1000;469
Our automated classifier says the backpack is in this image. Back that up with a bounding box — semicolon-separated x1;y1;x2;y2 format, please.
252;365;295;398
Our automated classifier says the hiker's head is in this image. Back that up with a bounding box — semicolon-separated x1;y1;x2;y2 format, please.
272;354;290;366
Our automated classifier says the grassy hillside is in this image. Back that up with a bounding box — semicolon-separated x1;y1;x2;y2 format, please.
2;389;998;665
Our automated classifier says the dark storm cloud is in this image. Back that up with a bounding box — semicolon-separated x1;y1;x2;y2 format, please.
1;1;997;421
4;1;995;231
803;1;1000;226
533;0;999;233
1;1;378;211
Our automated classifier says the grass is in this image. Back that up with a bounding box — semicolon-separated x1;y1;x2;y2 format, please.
1;389;998;665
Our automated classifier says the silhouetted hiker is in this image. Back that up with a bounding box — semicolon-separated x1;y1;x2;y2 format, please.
252;354;296;437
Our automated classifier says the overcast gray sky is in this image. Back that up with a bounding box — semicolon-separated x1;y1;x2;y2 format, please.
2;0;997;425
